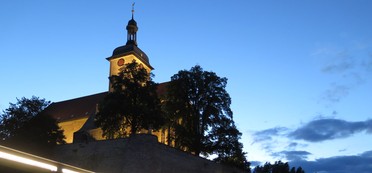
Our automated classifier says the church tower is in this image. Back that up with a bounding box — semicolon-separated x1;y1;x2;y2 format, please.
44;5;170;144
106;6;153;91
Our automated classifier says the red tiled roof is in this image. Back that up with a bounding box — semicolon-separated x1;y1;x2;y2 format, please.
43;92;108;122
44;82;169;122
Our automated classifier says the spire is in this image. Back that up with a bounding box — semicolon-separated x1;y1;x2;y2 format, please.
126;3;138;46
131;2;135;19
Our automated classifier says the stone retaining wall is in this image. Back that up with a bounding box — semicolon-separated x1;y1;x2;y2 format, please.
52;134;244;173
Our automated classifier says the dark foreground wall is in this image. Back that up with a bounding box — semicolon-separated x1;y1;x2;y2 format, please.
52;134;244;173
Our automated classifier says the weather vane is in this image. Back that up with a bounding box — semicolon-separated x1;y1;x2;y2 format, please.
131;2;135;19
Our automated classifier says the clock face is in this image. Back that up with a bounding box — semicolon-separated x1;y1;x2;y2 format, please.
117;58;125;66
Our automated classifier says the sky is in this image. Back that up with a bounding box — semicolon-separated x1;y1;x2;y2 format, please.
1;1;372;172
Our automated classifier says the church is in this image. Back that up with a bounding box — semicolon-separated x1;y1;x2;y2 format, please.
40;8;246;173
43;10;170;145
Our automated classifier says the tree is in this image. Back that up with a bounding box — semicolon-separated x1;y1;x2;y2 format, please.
290;167;296;173
95;61;163;139
296;167;304;173
253;162;271;173
271;161;289;173
253;161;305;173
210;117;250;171
164;65;249;170
0;96;65;156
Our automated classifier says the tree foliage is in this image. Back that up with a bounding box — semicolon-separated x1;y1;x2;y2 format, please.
0;96;65;156
211;118;250;171
163;65;250;171
95;61;163;139
253;161;305;173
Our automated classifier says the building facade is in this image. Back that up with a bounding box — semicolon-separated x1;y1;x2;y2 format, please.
43;14;170;145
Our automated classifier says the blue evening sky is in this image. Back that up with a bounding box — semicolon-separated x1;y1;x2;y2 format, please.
1;1;372;172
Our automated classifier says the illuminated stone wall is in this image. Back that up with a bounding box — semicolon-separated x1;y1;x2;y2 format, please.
58;118;89;143
53;134;244;173
59;118;172;145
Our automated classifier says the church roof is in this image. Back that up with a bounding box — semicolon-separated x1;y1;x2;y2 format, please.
127;18;137;27
44;82;169;122
44;92;107;122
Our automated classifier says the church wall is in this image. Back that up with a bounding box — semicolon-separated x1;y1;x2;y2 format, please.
59;118;89;143
108;54;152;92
86;126;173;146
87;128;104;141
109;54;151;77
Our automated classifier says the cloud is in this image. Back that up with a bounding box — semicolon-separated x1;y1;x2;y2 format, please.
286;142;298;149
249;161;262;167
289;119;372;142
360;150;372;157
252;150;372;173
286;142;308;150
314;45;372;104
250;118;372;171
290;150;372;173
252;127;288;143
253;119;372;144
361;52;372;71
321;50;355;74
272;150;311;161
321;84;350;103
251;127;291;155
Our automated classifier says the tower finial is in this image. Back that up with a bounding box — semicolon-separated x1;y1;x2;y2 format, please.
131;2;135;19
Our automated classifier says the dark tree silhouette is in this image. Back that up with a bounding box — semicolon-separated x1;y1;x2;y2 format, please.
210;117;250;171
95;61;163;139
163;65;249;171
253;162;271;173
272;161;289;173
0;96;65;156
296;167;305;173
253;161;305;173
290;167;296;173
